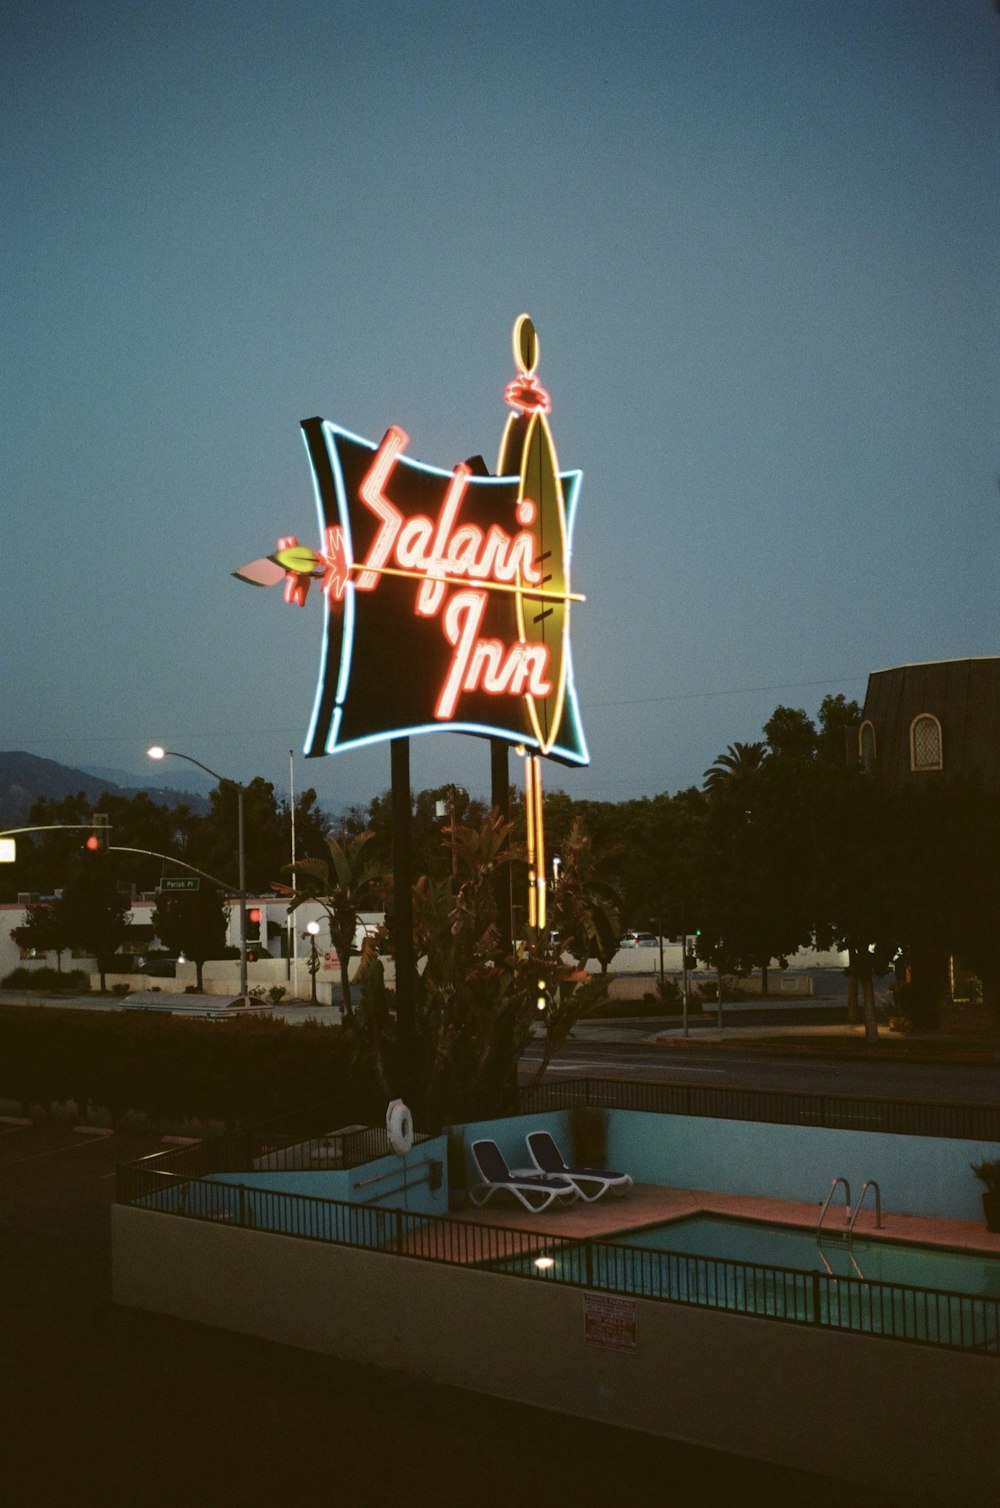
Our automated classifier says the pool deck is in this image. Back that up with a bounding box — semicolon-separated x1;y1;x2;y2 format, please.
422;1182;1000;1262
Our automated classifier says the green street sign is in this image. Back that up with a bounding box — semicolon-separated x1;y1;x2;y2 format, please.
160;877;200;892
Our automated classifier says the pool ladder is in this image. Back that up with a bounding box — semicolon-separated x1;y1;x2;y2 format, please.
816;1177;882;1279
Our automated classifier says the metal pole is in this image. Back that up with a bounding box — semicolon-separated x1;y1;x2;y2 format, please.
391;738;415;1087
237;784;248;1001
146;748;248;1002
449;784;458;879
490;739;512;951
288;749;298;992
681;933;689;1039
657;919;665;992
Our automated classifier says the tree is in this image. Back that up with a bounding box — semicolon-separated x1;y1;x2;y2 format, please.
12;901;73;971
186;777;331;899
812;764;899;1040
355;785;488;881
761;707;817;768
151;886;230;991
351;809;612;1127
548;817;622;972
58;854;131;991
702;741;768;795
277;830;388;1018
698;731;811;990
816;692;863;766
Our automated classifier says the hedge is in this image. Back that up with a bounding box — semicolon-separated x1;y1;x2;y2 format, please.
0;1007;375;1130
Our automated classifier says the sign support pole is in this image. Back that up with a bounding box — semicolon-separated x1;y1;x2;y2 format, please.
490;739;512;951
391;737;416;1089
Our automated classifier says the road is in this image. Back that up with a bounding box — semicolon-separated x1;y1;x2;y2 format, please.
3;987;997;1105
522;1019;1000;1105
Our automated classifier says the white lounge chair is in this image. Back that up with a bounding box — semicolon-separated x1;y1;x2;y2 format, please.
469;1139;578;1213
526;1130;633;1202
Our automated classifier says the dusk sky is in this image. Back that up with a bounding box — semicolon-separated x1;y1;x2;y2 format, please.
5;1;998;817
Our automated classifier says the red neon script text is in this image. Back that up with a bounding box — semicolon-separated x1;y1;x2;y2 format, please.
356;427;542;617
436;591;552;720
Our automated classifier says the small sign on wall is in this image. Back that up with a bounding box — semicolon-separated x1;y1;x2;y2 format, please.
583;1292;637;1352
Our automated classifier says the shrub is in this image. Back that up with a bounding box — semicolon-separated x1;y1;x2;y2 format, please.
0;1006;368;1129
2;967;90;994
890;979;941;1030
971;1159;1000;1193
655;975;680;1006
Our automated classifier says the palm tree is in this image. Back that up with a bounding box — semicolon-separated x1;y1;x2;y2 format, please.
276;830;387;1019
702;741;767;795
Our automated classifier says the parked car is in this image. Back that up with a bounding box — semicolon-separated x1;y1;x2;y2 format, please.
619;931;658;948
134;957;179;978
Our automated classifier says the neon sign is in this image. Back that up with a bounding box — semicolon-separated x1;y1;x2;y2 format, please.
234;316;588;767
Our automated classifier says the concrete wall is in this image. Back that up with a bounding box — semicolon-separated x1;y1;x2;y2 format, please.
603;1110;1000;1223
206;1134;449;1219
450;1109;1000;1223
451;1109;572;1188
112;1205;999;1502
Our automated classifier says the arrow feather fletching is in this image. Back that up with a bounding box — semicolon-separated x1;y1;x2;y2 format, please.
233;558;286;588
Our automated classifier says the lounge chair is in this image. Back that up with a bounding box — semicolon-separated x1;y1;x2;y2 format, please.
526;1130;633;1202
469;1139;579;1213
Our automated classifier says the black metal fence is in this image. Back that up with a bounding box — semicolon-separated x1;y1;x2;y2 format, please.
131;1116;431;1182
518;1078;1000;1142
115;1164;999;1357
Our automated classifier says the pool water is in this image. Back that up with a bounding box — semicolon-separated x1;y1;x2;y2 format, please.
626;1215;1000;1298
494;1214;1000;1350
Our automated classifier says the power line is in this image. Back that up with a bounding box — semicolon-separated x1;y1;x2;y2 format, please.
585;675;867;712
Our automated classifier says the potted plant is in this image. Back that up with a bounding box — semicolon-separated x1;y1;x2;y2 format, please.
970;1159;1000;1232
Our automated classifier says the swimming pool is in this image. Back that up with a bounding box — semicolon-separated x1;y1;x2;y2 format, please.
626;1215;1000;1297
495;1215;1000;1351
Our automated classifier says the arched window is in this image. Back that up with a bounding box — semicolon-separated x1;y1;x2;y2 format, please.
910;714;943;771
858;721;876;772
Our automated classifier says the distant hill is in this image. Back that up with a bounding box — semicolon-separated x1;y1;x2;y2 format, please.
0;751;208;826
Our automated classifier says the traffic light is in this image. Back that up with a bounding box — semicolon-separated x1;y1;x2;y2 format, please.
86;813;110;851
247;907;262;962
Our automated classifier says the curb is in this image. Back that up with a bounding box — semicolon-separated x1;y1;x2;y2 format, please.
650;1035;1000;1065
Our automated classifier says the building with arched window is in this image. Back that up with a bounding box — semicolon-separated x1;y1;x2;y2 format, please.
858;657;1000;790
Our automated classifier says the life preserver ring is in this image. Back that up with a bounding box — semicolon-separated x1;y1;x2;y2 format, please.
386;1098;413;1157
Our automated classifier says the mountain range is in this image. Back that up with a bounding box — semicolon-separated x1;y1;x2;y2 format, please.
0;751;209;827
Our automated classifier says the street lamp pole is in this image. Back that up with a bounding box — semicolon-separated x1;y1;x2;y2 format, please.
147;746;248;1000
306;919;320;1006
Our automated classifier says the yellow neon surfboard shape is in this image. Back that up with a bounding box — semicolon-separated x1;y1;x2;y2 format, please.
497;314;570;756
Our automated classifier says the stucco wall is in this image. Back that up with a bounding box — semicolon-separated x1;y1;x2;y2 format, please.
205;1134;449;1218
112;1205;999;1502
602;1110;1000;1222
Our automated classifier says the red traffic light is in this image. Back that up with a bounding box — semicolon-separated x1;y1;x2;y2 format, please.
85;835;100;851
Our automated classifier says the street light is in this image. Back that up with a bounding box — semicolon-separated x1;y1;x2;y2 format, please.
434;784;465;879
305;919;320;1006
147;746;248;1001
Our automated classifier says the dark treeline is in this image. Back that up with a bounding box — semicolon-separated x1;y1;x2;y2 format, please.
7;691;998;1034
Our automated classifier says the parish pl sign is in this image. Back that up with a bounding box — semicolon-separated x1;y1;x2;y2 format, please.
234;315;588;768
